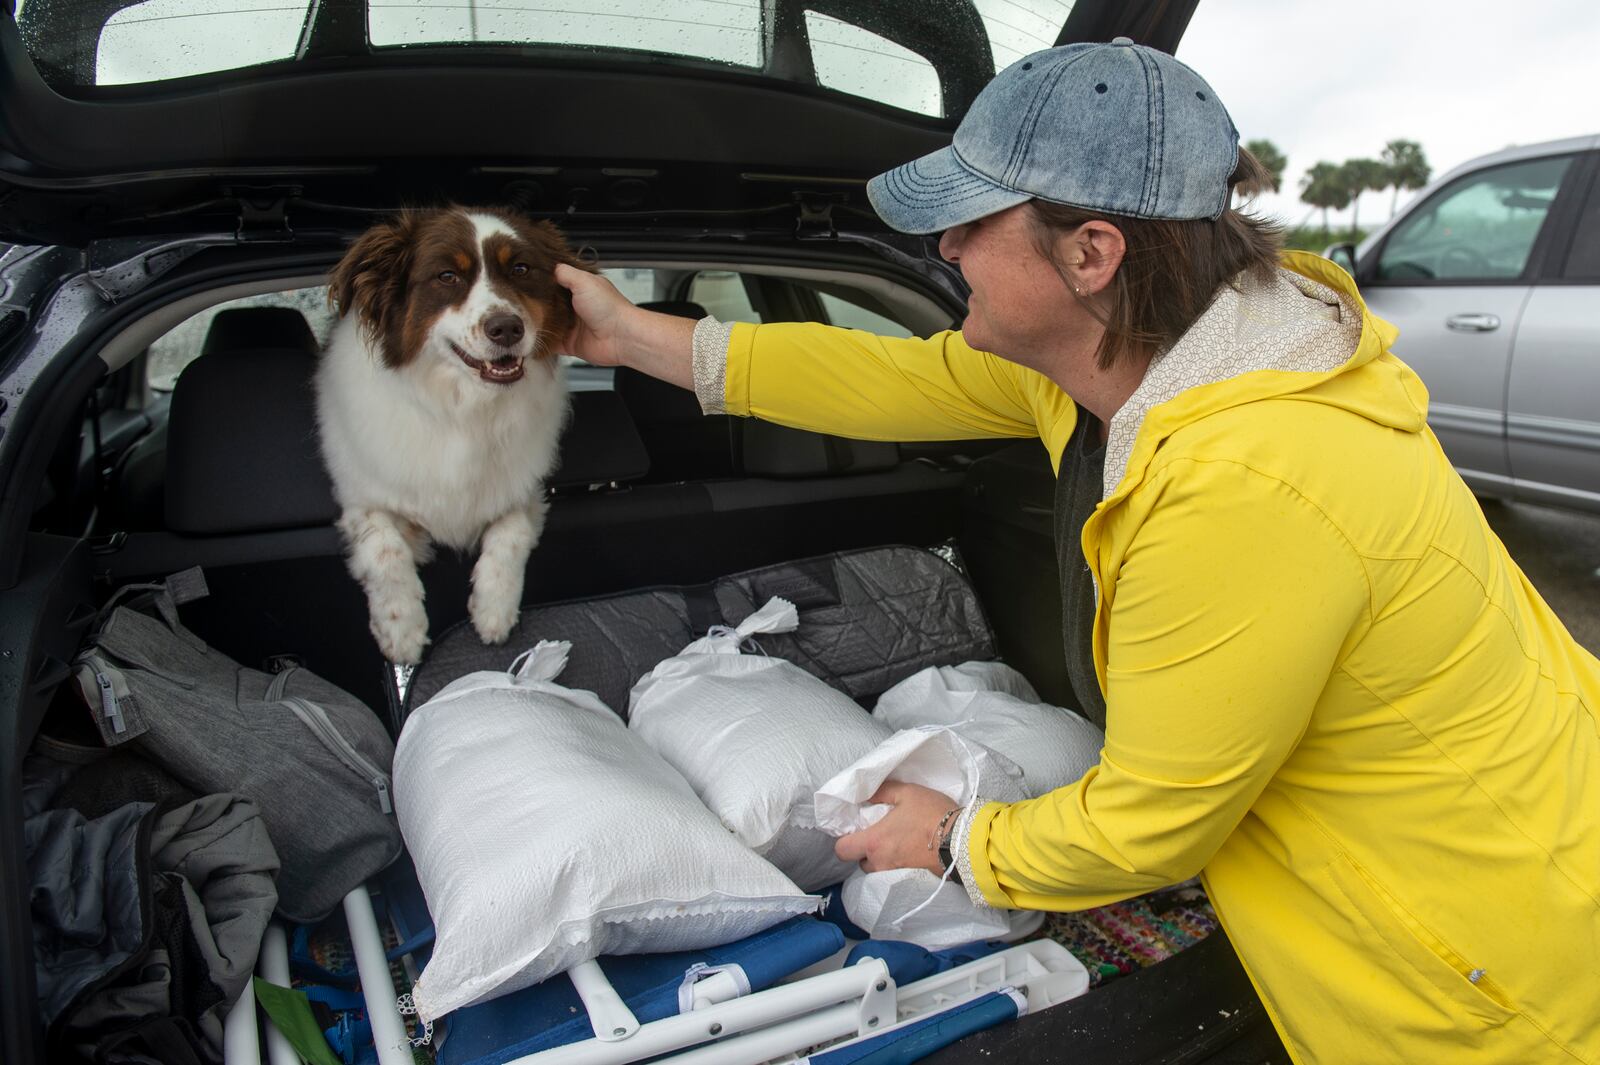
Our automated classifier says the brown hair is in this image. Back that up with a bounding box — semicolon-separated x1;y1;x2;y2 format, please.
1028;147;1284;371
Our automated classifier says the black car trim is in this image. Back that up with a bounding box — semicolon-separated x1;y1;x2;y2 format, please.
1541;150;1600;282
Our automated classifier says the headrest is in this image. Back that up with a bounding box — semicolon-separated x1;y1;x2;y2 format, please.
637;300;710;321
613;367;702;424
741;421;899;478
613;301;707;423
200;306;318;357
549;390;651;489
165;348;339;534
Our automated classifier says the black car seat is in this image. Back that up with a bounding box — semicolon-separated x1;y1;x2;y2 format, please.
198;305;318;357
111;306;322;529
612;300;740;482
614;299;901;482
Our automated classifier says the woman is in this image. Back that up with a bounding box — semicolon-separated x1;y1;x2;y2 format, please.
557;39;1600;1065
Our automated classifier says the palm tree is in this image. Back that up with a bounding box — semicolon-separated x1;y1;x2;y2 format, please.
1342;158;1389;240
1381;140;1431;218
1244;138;1287;193
1300;162;1351;236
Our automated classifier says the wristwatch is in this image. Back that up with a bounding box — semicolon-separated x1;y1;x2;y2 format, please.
936;807;963;886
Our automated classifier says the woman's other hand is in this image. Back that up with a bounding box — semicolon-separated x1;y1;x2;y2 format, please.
833;781;956;876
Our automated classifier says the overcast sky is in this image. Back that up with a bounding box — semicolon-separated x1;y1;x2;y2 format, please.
1176;0;1600;228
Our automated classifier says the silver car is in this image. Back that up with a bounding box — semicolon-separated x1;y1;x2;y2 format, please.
1327;134;1600;513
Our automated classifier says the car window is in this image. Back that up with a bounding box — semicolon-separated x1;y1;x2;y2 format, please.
688;272;762;324
370;0;765;67
603;267;670;305
94;0;312;86
805;13;942;116
146;287;335;394
19;0;1070;117
562;268;761;370
1560;164;1600;281
816;292;914;337
1375;155;1573;282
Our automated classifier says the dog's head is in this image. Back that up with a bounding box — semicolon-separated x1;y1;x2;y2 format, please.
328;207;592;387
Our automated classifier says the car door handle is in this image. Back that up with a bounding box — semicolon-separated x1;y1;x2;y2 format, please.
1445;313;1502;333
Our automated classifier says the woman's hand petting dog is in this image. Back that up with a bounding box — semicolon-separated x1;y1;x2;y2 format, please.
556;265;698;392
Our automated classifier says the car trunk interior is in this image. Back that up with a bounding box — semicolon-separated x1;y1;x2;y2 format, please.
0;232;1291;1064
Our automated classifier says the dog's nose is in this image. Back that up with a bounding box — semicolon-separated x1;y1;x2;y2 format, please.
483;313;525;347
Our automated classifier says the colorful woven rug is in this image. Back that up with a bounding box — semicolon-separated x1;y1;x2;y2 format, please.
1039;880;1219;987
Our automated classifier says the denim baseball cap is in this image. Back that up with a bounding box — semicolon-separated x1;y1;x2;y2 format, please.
867;38;1240;233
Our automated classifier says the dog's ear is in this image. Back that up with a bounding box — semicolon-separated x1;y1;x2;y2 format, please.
511;217;593;352
327;213;417;346
518;217;596;276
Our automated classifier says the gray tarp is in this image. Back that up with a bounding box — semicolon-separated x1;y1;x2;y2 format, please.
407;545;997;717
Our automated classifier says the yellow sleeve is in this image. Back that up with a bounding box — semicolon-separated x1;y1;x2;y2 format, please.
723;322;1070;448
965;458;1371;910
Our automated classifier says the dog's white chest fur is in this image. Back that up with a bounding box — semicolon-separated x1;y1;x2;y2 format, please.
316;315;567;550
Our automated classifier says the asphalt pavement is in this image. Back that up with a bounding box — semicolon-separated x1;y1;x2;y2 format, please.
1481;499;1600;654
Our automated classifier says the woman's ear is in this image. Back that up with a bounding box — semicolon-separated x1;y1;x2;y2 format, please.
1063;220;1127;297
327;213;417;341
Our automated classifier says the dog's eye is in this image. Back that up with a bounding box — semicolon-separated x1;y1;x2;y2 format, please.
510;263;530;277
437;270;460;285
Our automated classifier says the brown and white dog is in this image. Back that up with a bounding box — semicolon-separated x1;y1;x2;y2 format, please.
316;207;587;664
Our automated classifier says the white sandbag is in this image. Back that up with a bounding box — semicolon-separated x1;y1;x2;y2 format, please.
873;662;1103;797
895;660;1042;703
813;726;1029;950
628;598;890;892
394;641;816;1023
840;869;1012;949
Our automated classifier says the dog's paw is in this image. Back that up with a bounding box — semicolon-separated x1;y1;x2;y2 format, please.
469;586;520;646
370;598;430;665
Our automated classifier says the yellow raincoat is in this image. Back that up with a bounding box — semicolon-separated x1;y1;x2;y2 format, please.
712;252;1600;1063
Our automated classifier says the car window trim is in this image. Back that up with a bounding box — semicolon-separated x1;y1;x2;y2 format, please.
1357;150;1581;289
1539;150;1600;283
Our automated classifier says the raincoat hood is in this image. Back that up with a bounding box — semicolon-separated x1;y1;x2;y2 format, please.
1102;250;1426;501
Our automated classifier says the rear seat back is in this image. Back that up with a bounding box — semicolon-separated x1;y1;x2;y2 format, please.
112;306;322;529
548;391;651;490
740;422;898;478
613;367;738;482
615;300;901;482
102;324;966;718
164;347;335;534
614;300;739;482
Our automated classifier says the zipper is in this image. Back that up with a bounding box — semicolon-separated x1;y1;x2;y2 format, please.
77;651;130;736
277;692;394;815
264;666;295;702
95;670;125;735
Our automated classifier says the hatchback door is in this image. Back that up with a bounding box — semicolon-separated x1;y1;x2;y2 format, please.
1357;151;1579;496
1505;151;1600;511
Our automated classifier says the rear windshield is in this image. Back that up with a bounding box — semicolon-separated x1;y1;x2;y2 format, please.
14;0;1069;118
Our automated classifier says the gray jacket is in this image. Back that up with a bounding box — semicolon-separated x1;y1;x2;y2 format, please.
26;750;278;1064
